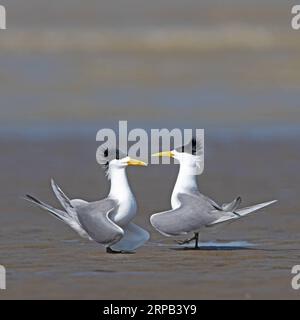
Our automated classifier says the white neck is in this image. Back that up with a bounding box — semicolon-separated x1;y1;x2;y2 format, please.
108;167;133;201
171;164;199;209
108;167;137;226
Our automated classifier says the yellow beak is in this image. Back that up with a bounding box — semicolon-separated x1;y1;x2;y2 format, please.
152;151;175;158
127;158;148;166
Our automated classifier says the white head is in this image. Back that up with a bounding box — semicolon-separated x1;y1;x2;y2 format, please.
152;137;203;175
98;148;147;179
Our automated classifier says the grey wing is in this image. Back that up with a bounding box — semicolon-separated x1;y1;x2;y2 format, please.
76;198;124;246
193;191;222;210
208;200;278;226
194;191;242;212
221;197;242;212
150;193;221;236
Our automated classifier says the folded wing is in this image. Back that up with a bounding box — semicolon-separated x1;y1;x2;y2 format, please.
150;193;219;236
151;192;277;235
76;198;124;246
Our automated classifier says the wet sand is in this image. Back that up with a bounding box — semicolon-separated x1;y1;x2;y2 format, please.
0;136;299;299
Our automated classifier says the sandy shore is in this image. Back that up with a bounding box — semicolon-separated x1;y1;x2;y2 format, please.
0;136;299;299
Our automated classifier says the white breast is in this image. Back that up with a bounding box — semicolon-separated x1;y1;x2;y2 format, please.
171;191;181;209
108;166;137;227
171;162;199;209
113;196;137;227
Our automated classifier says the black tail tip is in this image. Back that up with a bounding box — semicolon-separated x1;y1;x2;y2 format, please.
25;194;42;204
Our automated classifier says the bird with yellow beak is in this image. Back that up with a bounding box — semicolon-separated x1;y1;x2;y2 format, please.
151;138;277;249
25;147;150;254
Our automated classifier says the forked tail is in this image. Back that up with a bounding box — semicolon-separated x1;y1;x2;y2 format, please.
208;200;278;226
23;194;70;222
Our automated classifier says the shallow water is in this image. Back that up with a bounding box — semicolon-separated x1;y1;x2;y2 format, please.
0;136;299;299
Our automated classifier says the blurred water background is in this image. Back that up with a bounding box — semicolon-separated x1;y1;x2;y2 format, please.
1;0;300;299
0;0;300;135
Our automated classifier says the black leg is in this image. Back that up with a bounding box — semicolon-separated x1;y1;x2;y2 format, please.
194;233;199;249
176;233;200;247
176;235;196;245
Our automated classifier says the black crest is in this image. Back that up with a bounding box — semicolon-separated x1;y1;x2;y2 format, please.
175;137;202;155
97;146;127;171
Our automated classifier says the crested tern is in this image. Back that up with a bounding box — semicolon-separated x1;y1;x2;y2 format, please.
150;138;277;249
25;148;150;253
